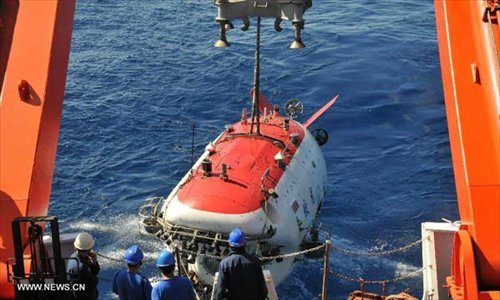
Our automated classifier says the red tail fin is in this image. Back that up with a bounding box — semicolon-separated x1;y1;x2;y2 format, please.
303;95;339;128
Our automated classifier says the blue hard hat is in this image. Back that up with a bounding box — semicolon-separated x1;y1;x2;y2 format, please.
156;250;175;267
228;228;245;247
124;245;144;264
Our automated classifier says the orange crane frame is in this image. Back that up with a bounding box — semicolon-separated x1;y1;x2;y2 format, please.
434;0;500;298
0;1;75;298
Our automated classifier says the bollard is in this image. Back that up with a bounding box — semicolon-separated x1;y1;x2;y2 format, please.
321;240;331;300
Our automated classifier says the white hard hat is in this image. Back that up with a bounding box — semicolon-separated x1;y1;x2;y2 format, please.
74;232;95;250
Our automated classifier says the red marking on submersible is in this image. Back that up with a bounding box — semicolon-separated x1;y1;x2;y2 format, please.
178;117;304;214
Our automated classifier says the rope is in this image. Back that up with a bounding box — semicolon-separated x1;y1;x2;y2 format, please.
178;244;325;262
97;238;423;288
260;244;325;260
329;268;424;284
97;238;421;263
329;239;422;257
177;243;422;285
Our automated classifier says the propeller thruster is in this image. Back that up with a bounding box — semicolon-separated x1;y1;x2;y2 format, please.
284;98;304;118
311;128;328;146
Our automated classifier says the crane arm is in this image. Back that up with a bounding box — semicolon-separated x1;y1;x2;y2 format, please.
0;1;75;298
434;0;500;298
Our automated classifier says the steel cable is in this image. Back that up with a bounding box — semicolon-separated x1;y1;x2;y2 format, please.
329;267;424;284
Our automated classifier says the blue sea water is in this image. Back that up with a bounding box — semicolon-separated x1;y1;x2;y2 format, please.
50;0;459;299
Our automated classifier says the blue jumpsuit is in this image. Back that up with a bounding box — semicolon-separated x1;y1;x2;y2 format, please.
151;276;196;300
113;270;152;300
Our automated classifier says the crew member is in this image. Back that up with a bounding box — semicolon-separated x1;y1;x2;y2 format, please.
214;228;268;300
151;250;196;300
113;245;152;300
67;232;100;300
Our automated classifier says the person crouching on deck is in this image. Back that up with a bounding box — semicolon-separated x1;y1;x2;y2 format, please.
113;245;152;300
151;250;196;300
214;228;268;300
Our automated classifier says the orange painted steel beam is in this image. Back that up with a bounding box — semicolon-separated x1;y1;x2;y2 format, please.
434;0;500;297
0;1;75;298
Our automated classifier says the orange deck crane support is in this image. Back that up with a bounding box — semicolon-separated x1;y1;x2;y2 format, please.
434;0;500;299
0;1;76;298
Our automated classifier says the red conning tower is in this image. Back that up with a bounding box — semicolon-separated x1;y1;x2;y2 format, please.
0;1;75;298
434;0;500;298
